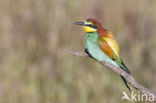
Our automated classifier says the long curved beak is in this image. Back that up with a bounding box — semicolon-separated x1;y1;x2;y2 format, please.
74;22;85;26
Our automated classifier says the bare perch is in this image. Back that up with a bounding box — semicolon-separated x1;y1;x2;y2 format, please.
69;51;156;100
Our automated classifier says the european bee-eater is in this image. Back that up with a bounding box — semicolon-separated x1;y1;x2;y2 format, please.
75;18;131;92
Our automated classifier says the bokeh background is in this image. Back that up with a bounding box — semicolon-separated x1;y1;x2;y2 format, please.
0;0;156;103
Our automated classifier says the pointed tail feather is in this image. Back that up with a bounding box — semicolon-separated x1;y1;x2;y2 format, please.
121;75;131;92
120;60;131;92
120;60;131;74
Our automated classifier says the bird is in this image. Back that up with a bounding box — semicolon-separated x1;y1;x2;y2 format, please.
74;18;131;92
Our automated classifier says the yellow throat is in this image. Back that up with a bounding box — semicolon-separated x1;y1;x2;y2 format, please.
83;26;96;32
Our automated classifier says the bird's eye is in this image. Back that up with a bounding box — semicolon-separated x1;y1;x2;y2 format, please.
86;24;97;29
92;25;97;29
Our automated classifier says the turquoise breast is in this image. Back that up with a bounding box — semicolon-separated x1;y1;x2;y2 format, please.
85;32;118;66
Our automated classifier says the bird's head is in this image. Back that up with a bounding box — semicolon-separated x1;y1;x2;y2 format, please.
74;18;101;33
75;18;113;37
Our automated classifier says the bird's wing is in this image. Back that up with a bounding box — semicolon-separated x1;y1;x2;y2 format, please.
98;38;113;59
98;37;120;61
98;36;130;73
103;37;119;56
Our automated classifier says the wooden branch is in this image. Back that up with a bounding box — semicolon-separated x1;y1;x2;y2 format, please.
69;51;156;101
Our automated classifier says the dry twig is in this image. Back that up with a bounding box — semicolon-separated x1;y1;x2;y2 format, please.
69;51;156;101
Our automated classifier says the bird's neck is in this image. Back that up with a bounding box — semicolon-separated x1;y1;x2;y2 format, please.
85;32;98;39
97;26;113;38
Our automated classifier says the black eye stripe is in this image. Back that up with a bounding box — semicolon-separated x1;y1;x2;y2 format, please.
86;24;97;29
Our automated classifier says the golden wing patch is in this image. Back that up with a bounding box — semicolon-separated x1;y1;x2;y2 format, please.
98;39;113;59
102;37;119;57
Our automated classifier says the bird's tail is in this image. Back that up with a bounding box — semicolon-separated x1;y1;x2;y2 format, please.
120;75;131;92
120;60;130;74
119;60;131;92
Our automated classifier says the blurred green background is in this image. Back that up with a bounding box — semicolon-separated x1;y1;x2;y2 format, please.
0;0;156;103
